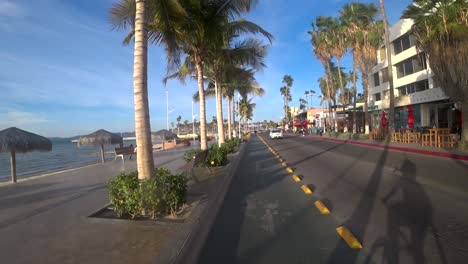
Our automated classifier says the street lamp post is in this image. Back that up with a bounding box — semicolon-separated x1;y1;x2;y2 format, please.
166;89;169;131
238;93;241;137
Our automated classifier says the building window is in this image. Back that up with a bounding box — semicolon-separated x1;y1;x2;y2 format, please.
373;72;380;86
397;79;429;95
381;67;389;83
379;47;386;61
393;34;416;55
395;53;427;78
375;93;381;101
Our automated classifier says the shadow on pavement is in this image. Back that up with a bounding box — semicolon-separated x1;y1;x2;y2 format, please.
326;147;390;264
364;159;447;264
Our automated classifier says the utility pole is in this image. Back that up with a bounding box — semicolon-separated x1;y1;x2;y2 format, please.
165;89;169;130
238;93;241;137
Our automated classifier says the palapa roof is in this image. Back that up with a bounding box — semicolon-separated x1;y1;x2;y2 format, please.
0;127;52;153
152;129;178;140
78;129;123;146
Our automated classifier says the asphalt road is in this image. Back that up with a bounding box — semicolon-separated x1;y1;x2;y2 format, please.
198;133;468;264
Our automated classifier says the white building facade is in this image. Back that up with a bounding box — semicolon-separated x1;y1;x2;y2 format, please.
368;19;460;132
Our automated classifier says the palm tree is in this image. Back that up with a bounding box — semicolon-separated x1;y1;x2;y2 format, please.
183;120;189;133
299;98;307;111
309;19;335;131
379;0;396;133
110;0;187;179
403;0;468;144
340;2;382;134
176;115;182;134
239;97;256;132
280;75;293;124
304;91;310;109
309;89;316;107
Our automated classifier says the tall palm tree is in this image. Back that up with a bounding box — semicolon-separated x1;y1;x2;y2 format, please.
239;97;256;132
403;0;468;143
110;0;187;179
309;89;316;107
304;90;310;108
379;0;396;132
280;75;293;124
176;115;182;134
340;2;382;134
309;19;335;130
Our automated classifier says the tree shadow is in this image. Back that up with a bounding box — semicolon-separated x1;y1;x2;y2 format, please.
364;159;447;264
326;147;390;264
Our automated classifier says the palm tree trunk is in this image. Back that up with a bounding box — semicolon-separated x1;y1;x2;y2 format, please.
380;0;395;134
325;61;335;132
10;151;16;183
215;79;225;145
462;102;468;146
196;60;208;151
362;72;370;134
352;53;358;133
100;144;105;164
227;96;232;140
133;0;154;179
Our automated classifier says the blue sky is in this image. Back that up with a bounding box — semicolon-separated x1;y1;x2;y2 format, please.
0;0;412;137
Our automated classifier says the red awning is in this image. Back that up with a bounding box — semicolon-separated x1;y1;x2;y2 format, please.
293;122;302;126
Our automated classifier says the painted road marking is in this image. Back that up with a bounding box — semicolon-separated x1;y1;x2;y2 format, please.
286;167;294;174
314;201;331;214
336;226;362;249
301;185;312;194
281;162;288;167
292;175;301;182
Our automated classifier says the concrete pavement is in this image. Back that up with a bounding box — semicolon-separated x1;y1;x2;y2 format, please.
198;134;468;264
0;146;212;264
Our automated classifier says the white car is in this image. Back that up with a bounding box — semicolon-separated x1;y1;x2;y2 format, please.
269;129;283;139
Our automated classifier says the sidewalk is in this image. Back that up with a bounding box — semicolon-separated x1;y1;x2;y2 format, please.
0;146;235;264
304;133;468;161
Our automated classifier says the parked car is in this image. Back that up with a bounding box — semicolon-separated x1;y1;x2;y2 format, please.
269;129;283;139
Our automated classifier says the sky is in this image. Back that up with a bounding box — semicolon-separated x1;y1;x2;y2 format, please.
0;0;412;137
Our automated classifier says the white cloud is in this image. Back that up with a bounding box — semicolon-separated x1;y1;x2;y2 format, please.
0;109;50;127
0;1;25;17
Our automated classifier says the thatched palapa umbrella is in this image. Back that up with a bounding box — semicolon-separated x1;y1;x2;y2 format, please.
152;129;178;141
78;129;123;164
0;127;52;183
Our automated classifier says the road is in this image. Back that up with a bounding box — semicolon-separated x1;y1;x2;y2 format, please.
198;133;468;264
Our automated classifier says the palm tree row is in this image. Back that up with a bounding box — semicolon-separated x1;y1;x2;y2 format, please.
110;0;272;178
309;2;383;133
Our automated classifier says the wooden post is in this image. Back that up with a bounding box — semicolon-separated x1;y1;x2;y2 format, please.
10;151;16;183
100;144;105;164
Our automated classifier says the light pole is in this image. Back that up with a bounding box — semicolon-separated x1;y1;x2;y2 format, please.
165;89;169;130
237;93;241;137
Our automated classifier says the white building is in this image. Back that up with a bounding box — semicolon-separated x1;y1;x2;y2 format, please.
368;19;460;131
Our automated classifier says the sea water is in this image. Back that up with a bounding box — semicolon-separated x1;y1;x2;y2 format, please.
0;138;136;182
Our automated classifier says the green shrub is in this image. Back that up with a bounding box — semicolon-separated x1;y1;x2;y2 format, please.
155;168;188;216
206;144;228;167
223;139;240;154
183;148;201;162
108;171;142;219
141;176;164;219
109;168;188;219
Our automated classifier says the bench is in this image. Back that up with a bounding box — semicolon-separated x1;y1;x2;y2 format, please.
114;146;135;163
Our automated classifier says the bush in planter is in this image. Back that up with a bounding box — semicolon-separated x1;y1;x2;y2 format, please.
108;168;188;219
154;168;188;216
223;139;240;154
183;148;201;162
108;171;142;219
206;144;228;167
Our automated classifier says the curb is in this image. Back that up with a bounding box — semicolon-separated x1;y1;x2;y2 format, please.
171;141;248;264
308;135;468;161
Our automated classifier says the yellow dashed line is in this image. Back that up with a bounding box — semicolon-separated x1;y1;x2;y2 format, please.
301;185;313;194
292;175;301;182
286;167;294;174
281;162;288;167
336;226;362;249
314;200;331;214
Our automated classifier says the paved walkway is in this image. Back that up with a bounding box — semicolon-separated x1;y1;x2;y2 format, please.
309;133;468;160
0;146;218;264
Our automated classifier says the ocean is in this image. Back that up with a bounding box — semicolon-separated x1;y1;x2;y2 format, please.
0;138;136;182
